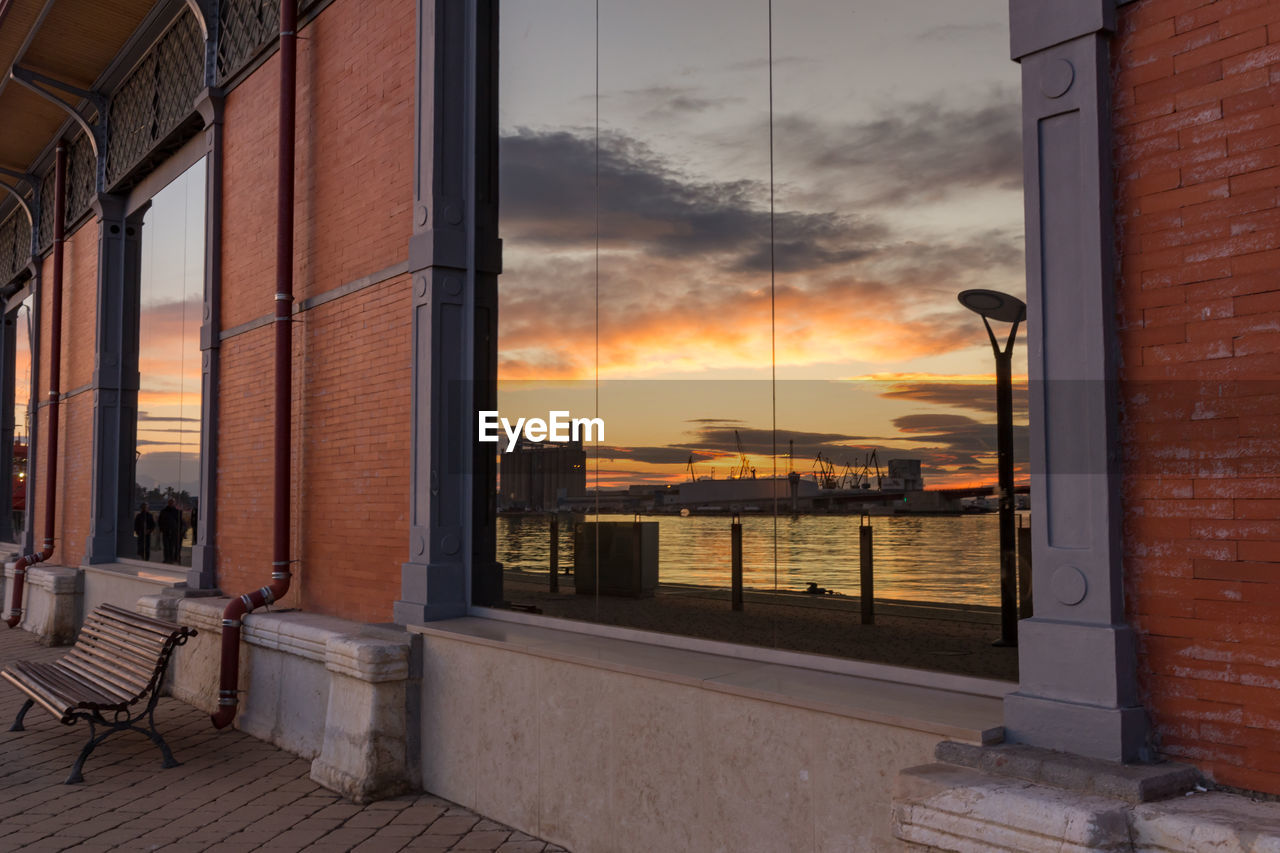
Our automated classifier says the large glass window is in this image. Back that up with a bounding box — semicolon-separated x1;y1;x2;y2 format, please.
11;295;33;540
132;158;204;567
495;1;1025;679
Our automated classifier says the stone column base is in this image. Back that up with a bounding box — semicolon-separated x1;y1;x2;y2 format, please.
892;741;1280;851
2;563;81;645
310;634;412;803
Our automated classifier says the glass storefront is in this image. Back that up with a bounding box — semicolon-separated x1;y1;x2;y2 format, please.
494;1;1026;678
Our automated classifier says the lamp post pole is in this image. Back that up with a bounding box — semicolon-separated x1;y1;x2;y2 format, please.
958;289;1025;648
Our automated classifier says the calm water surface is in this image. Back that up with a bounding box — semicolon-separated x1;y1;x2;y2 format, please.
498;512;1024;606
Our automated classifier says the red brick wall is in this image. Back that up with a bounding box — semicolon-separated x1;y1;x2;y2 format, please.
1114;0;1280;795
30;219;98;567
216;0;414;621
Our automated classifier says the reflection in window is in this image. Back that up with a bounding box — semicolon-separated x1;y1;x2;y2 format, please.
11;296;33;539
133;158;204;568
495;1;1024;680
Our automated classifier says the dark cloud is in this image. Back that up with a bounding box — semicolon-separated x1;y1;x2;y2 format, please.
595;446;715;466
138;411;200;423
890;413;1028;470
878;380;1029;416
610;85;742;120
774;91;1022;206
499;128;887;271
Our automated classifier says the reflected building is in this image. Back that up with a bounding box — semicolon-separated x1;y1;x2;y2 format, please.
499;438;586;511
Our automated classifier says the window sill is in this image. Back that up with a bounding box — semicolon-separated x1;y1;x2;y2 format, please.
81;560;188;586
410;609;1010;744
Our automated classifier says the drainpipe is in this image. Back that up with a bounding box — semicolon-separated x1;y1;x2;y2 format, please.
6;142;65;629
211;0;296;728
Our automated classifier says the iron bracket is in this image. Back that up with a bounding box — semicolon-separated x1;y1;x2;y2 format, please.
9;65;108;163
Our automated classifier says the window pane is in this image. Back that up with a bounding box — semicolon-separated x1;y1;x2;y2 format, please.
134;157;205;567
12;295;33;539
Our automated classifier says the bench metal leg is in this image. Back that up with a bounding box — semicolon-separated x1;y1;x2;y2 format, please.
9;698;34;732
64;706;181;784
131;706;180;769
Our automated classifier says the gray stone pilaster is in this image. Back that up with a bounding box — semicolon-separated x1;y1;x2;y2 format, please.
190;91;223;589
1003;0;1147;762
395;0;501;624
84;195;144;564
0;307;16;542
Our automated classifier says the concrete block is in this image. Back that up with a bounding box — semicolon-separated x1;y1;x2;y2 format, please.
933;741;1199;805
892;763;1133;852
1130;793;1280;853
11;565;81;645
311;634;412;803
166;597;414;800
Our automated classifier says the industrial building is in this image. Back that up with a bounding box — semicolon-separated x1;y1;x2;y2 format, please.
498;437;586;511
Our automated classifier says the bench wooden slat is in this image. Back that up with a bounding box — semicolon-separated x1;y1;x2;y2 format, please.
35;668;126;711
4;661;121;713
71;627;162;677
92;613;173;645
46;661;135;707
1;668;75;720
60;652;150;700
97;605;183;638
55;656;146;703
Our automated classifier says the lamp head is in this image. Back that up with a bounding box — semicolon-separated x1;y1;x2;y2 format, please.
958;289;1026;323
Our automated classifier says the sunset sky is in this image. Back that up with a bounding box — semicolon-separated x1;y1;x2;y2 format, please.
135;157;204;498
497;0;1027;487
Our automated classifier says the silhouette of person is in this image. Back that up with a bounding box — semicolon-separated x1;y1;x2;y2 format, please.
134;502;156;560
158;498;182;564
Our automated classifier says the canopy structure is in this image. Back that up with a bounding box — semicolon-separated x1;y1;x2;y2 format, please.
0;0;159;199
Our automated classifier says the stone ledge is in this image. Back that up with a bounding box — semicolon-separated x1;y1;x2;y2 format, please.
25;565;80;595
934;741;1199;805
1131;793;1280;852
325;634;410;683
893;752;1280;851
893;763;1133;851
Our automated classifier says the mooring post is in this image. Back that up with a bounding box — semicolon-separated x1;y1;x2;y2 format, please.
549;514;559;593
860;513;874;625
731;513;743;611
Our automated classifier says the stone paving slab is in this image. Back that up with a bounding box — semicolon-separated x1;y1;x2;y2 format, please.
0;625;568;852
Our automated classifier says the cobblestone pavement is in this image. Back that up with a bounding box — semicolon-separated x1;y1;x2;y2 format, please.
0;624;567;852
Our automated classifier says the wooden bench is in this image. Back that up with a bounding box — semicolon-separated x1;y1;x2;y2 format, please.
2;603;197;783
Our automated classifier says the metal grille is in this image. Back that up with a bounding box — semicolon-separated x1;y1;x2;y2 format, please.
217;0;280;85
106;10;205;189
66;132;96;226
37;169;54;254
0;210;22;285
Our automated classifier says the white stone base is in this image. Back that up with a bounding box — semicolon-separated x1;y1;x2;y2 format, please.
150;596;414;803
2;562;81;645
892;762;1280;852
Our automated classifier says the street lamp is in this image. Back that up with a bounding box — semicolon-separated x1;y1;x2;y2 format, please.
958;288;1025;648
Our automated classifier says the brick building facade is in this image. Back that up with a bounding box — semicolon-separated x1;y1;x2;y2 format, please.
1115;0;1280;796
0;0;1279;848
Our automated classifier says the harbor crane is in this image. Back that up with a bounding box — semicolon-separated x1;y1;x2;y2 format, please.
856;449;883;490
812;452;839;489
733;430;756;480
